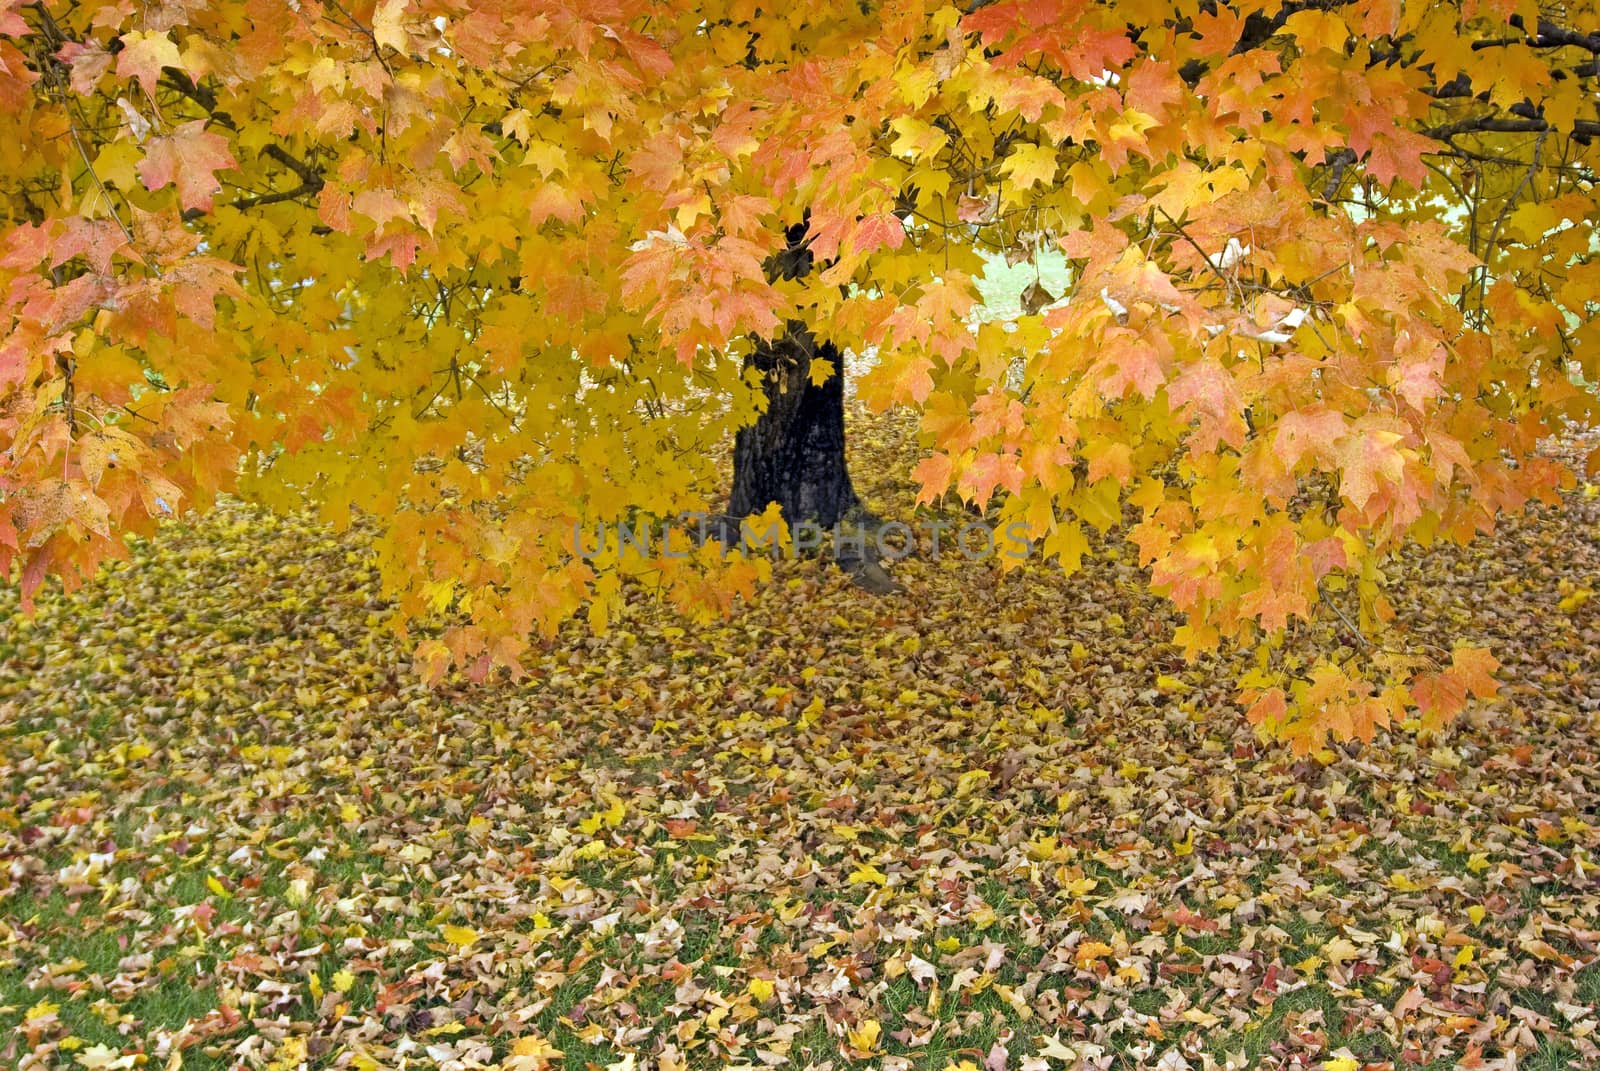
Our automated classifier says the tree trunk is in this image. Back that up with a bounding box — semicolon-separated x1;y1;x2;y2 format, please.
722;219;902;593
727;322;859;529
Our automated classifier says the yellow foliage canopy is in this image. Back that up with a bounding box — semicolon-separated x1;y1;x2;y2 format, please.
2;0;1597;747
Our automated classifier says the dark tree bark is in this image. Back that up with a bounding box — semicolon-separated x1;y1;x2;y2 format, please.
727;323;858;529
722;219;901;592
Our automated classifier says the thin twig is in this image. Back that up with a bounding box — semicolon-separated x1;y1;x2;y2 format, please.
1475;129;1548;313
1317;582;1372;649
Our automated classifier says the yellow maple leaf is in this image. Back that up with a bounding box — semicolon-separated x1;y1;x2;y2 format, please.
25;998;60;1021
955;769;991;797
1558;588;1593;613
1075;940;1115;964
1322;936;1361;967
845;1018;881;1056
504;1034;564;1071
848;862;889;886
1000;142;1059;191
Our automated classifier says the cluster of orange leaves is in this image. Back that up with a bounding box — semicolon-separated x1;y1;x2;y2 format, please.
1;0;1597;748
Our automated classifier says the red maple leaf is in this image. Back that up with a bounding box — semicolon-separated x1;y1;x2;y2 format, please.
114;30;181;97
137;121;237;213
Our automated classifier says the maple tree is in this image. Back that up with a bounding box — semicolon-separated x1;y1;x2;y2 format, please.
1;0;1597;748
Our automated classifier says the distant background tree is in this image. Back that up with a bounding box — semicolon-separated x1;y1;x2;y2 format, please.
2;0;1596;749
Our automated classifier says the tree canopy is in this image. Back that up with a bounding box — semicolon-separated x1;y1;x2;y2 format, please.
2;0;1597;749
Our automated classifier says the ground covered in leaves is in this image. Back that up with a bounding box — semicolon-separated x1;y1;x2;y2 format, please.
2;412;1598;1071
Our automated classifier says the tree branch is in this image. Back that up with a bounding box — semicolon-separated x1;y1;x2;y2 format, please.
181;144;325;220
1424;114;1600;143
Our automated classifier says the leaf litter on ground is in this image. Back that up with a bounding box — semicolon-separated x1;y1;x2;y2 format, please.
1;409;1598;1071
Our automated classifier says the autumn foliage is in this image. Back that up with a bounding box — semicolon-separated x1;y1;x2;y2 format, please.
2;0;1597;749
